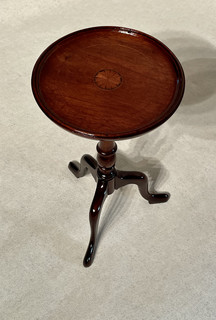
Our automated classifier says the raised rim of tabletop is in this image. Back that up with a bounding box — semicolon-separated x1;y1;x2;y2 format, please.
31;26;185;141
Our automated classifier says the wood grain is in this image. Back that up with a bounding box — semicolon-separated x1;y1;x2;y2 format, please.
32;26;185;140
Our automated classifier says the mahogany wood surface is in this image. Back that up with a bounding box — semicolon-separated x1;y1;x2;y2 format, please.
32;27;185;267
69;149;169;267
32;26;185;140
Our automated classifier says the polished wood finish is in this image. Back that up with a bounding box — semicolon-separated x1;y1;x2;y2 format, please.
32;26;185;141
94;69;122;90
69;141;169;267
32;26;185;267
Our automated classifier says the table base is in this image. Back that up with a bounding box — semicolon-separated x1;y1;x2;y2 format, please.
68;141;169;267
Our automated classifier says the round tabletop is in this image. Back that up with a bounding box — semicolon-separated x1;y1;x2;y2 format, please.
32;26;185;140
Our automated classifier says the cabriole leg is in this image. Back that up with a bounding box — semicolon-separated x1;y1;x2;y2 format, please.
115;170;169;204
68;154;98;181
83;179;108;267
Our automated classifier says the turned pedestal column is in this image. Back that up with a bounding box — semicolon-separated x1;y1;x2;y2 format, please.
69;140;169;267
31;26;185;267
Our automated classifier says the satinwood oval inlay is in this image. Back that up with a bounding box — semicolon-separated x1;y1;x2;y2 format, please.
94;69;122;90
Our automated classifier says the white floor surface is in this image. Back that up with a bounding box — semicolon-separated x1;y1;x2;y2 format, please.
1;0;216;319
